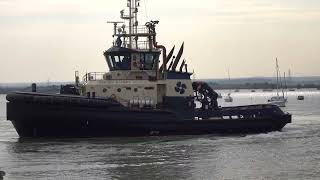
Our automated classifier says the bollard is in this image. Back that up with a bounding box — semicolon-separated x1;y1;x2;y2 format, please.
31;83;37;92
0;170;5;180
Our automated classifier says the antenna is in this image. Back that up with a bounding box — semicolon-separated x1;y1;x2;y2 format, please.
107;0;159;50
119;0;141;48
107;21;124;36
276;57;279;96
192;69;196;80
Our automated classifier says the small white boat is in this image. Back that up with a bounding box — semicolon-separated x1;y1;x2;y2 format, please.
224;93;233;102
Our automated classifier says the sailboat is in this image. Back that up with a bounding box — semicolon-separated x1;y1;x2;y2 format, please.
288;69;295;91
224;68;233;102
268;58;287;107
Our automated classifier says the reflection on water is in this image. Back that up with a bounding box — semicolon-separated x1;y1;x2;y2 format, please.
3;137;197;179
1;90;320;179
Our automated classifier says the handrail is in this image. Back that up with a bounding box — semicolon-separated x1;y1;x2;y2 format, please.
82;72;106;83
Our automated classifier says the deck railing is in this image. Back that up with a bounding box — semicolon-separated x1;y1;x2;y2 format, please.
82;72;106;83
123;40;150;50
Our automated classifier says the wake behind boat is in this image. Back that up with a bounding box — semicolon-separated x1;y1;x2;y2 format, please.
6;0;291;138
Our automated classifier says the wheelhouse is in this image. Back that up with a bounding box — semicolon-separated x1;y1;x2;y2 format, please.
104;47;160;71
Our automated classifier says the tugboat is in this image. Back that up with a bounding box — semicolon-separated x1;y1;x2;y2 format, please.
6;0;291;138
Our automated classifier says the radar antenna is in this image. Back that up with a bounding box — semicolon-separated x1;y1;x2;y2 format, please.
107;21;124;36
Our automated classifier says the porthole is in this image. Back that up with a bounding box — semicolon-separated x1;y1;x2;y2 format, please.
117;88;121;92
134;88;138;92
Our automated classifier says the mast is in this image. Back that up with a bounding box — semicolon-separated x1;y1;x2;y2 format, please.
120;0;140;48
276;58;279;96
129;0;132;47
288;69;292;86
283;72;287;98
108;0;166;79
279;71;284;98
227;68;231;95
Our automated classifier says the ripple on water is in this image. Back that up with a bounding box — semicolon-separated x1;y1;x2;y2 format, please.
1;91;320;179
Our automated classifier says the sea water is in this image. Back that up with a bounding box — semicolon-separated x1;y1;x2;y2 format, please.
0;90;320;179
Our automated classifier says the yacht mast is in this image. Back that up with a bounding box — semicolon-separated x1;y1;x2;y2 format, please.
283;72;287;98
276;58;279;96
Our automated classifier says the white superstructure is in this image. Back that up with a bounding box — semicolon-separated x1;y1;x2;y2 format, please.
80;0;193;108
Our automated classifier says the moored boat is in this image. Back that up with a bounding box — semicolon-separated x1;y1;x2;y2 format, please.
297;95;304;100
6;0;291;138
224;93;233;103
268;58;287;107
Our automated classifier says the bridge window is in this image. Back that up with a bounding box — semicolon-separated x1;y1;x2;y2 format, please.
140;53;159;70
105;52;160;71
107;55;131;70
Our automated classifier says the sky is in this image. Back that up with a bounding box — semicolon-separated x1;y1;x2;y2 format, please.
0;0;320;83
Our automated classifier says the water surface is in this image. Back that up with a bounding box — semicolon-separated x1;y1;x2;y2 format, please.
0;90;320;179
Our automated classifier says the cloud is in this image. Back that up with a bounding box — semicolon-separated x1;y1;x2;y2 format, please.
147;0;320;23
0;0;117;17
1;0;320;25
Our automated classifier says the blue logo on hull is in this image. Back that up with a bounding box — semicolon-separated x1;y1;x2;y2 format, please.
175;82;187;94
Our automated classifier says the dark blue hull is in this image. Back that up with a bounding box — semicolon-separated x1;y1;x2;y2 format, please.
6;92;291;138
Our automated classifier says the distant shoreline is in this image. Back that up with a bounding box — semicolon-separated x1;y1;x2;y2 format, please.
0;82;319;94
207;82;320;90
1;76;319;93
0;85;61;94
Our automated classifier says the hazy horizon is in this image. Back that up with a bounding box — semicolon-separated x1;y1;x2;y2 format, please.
1;0;320;83
1;76;320;86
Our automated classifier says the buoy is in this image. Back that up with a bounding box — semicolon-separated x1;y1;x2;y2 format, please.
297;96;304;100
31;83;37;92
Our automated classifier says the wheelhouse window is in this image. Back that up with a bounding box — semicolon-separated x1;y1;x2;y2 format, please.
105;51;160;71
140;53;159;70
106;54;131;70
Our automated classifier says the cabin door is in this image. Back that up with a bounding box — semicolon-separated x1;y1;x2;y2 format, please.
131;53;140;70
157;84;166;104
